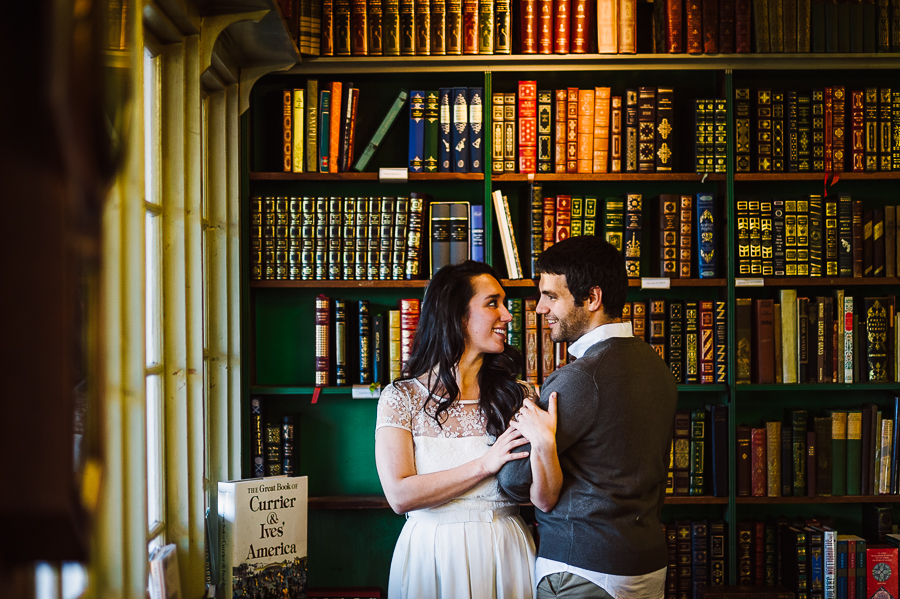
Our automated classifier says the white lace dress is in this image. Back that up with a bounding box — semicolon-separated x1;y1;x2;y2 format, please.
375;377;537;599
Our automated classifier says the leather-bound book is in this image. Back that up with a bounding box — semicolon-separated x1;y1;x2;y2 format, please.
468;87;484;173
696;193;717;278
814;416;833;496
704;405;728;498
392;198;409;280
506;299;523;353
752;299;776;384
714;301;727;383
404;193;427;279
825;198;838;276
334;0;352;55
491;93;505;174
768;0;785;52
524;298;539;384
571;0;590;52
504;92;517;172
771;91;785;172
625;89;639;172
655;87;674;172
753;0;770;51
597;0;618;52
383;0;401;55
414;0;430;54
863;208;874;276
526;182;543;276
378;198;394;280
825;0;839;51
709;520;727;584
282;90;293;173
783;0;798;51
810;0;826;50
341;199;356;280
555;195;572;242
592;88;611;173
619;0;637;52
648;299;667;360
735;89;752;172
851;90;865;172
429;202;451;275
760;200;774;276
611;96;623;172
685;301;699;383
495;0;512;53
679;195;693;278
878;88;891;171
749;200;762;275
864;88;878;171
351;0;369;54
658;194;679;277
673;410;691;495
666;0;683;51
624;194;642;278
675;520;692;594
519;0;538;52
735;298;751;383
315;295;331;385
554;89;567;173
322;0;335;55
702;0;718;51
668;300;684;382
519;81;538;173
368;0;384;54
399;298;420;371
554;0;570;53
833;86;846;172
685;0;703;52
540;313;555;380
365;198;380;280
851;199;863;276
477;0;493;53
566;87;578;172
446;0;463;53
720;0;736;51
812;89;824;171
690;411;708;495
538;0;554;52
808;195;823;276
797;296;810;382
751;427;767;496
798;0;811;51
797;93;812;171
576;88;595;173
772;200;786;276
423;90;439;173
334;299;348;385
736;0;753;50
757;89;773;172
451;87;468;172
886;204;896;277
638;87;656;172
699;301;715;383
766;421;782;496
865;297;891;381
816;296;834;383
408;90;425;173
429;0;445;53
633;300;647;342
399;0;416;54
824;88;834;172
537;90;553;173
340;85;359;172
791;409;808;496
736;425;753;496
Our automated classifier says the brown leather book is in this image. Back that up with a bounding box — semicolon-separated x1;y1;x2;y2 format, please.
766;421;782;496
752;0;770;51
554;90;567;172
632;299;647;341
524;299;539;383
335;0;352;55
702;0;719;51
659;194;679;276
429;0;446;53
619;0;637;52
571;0;590;52
399;0;416;54
720;0;736;51
415;0;430;54
540;313;555;381
566;87;578;172
597;0;618;52
666;0;683;51
768;0;784;51
736;425;753;496
368;0;384;55
751;298;775;384
685;0;703;53
851;90;865;171
673;410;691;495
611;96;623;172
784;0;798;51
351;0;369;54
554;0;571;53
863;208;873;276
446;0;463;54
462;0;479;53
735;298;752;383
322;0;335;55
538;0;554;52
751;427;767;496
495;0;512;53
282;90;293;172
832;86;846;172
735;0;753;51
520;0;538;52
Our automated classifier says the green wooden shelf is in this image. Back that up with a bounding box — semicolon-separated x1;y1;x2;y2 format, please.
734;383;900;392
737;495;900;504
735;277;900;287
678;384;728;392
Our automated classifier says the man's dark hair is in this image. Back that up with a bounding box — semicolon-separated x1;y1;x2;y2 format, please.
535;235;627;318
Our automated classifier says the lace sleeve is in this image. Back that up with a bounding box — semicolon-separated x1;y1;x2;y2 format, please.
375;382;413;432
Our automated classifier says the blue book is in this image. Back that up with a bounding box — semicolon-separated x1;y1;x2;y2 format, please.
452;87;468;173
470;205;484;262
439;88;452;172
318;90;331;173
836;537;849;599
408;90;425;173
468;87;484;173
373;313;383;384
696;192;717;278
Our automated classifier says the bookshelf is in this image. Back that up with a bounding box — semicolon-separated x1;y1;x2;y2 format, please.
243;53;900;590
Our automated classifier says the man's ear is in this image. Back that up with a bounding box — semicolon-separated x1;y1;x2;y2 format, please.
587;286;603;312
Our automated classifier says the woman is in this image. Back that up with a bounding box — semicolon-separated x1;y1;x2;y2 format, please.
375;260;554;598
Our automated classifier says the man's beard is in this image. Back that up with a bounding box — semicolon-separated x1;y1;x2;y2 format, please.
550;307;591;344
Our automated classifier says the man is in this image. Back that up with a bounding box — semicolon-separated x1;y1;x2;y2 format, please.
498;235;678;598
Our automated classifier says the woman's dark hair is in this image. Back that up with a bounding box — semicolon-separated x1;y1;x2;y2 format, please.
535;235;627;318
398;260;525;438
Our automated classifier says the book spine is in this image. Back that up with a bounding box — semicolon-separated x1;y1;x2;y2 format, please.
446;0;462;54
448;202;470;265
752;427;767;496
736;425;752;496
505;92;518;172
322;0;335;55
388;310;401;380
408;90;425;172
538;0;553;53
470;204;484;262
439;88;452;171
686;0;704;52
597;0;618;53
685;301;699;383
351;0;369;54
415;0;431;54
405;193;427;278
507;298;524;352
378;198;395;280
494;0;512;53
399;0;416;54
767;421;782;496
469;87;484;173
668;301;685;383
315;295;331;385
699;300;715;383
400;299;420;372
576;88;595;173
520;0;538;53
554;0;570;52
430;0;445;53
328;198;343;280
625;89;638;172
291;89;305;173
624;194;642;278
369;0;384;55
463;0;479;53
452;87;469;172
638;87;657;172
478;0;493;53
702;0;719;51
283;89;293;172
306;80;319;173
392;198;409;279
524;298;539;383
492;92;505;174
334;299;348;385
592;87;611;173
519;81;538;173
697;193;717;278
656;87;675;172
318;90;331;172
430;202;450;275
714;301;727;384
335;0;352;55
611;96;623;172
359;300;372;383
342;198;356;280
572;0;590;52
250;397;266;477
339;84;355;171
537;90;553;173
424;90;440;173
383;0;401;55
373;313;384;383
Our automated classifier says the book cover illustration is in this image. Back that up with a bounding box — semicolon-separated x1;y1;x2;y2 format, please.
219;476;309;599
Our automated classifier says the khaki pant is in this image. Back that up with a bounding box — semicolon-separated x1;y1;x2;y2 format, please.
537;573;615;598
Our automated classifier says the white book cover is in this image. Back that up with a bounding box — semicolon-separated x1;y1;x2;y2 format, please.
218;476;308;598
822;528;835;599
844;295;854;383
149;543;182;599
491;190;523;279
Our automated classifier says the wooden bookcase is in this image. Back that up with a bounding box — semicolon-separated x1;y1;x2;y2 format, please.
242;53;900;590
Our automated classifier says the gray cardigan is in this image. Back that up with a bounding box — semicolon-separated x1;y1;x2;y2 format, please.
498;335;678;576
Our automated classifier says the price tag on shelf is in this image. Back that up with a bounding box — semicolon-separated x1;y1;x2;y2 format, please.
379;167;408;183
735;278;765;287
641;278;671;289
352;384;382;399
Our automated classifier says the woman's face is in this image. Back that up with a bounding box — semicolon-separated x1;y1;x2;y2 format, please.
463;274;512;356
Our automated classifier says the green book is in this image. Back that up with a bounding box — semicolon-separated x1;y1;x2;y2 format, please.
830;410;848;496
846;409;863;495
814;416;833;496
570;196;583;237
423;90;439;172
506;298;523;353
352;89;409;172
604;197;624;251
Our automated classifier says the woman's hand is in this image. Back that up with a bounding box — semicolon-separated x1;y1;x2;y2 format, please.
478;425;531;476
510;392;558;452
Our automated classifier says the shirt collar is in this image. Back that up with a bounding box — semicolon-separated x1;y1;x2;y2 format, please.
567;321;633;359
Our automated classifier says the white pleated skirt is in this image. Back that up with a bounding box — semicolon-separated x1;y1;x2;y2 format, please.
388;505;536;599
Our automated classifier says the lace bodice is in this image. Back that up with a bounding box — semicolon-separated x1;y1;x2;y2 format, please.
376;378;535;513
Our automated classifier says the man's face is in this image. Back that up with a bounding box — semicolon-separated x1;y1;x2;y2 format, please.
535;273;593;344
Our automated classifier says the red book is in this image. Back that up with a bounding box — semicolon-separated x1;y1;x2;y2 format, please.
702;0;718;52
851;90;865;171
751;299;775;384
666;0;683;52
538;0;554;53
566;87;578;172
399;298;420;370
735;0;751;52
520;0;538;52
571;0;589;52
554;90;567;173
751;427;767;496
542;195;556;249
462;0;478;53
699;300;714;383
555;195;572;242
518;81;538;173
848;537;858;599
867;546;899;599
554;0;570;53
832;86;846;173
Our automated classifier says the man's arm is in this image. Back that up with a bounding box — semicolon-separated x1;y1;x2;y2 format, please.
497;440;534;503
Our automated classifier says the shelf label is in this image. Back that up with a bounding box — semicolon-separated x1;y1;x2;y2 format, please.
352;384;382;398
641;278;671;289
735;278;765;287
379;167;408;183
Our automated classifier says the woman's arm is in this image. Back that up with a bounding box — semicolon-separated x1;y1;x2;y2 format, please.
510;392;562;512
374;425;531;514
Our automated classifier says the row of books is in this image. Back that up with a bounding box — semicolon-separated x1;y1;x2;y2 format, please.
735;292;898;385
249;397;298;478
734;513;899;599
495;83;720;174
737;402;900;499
664;519;728;599
735;87;900;173
735;198;900;278
667;406;729;497
250;195;488;281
